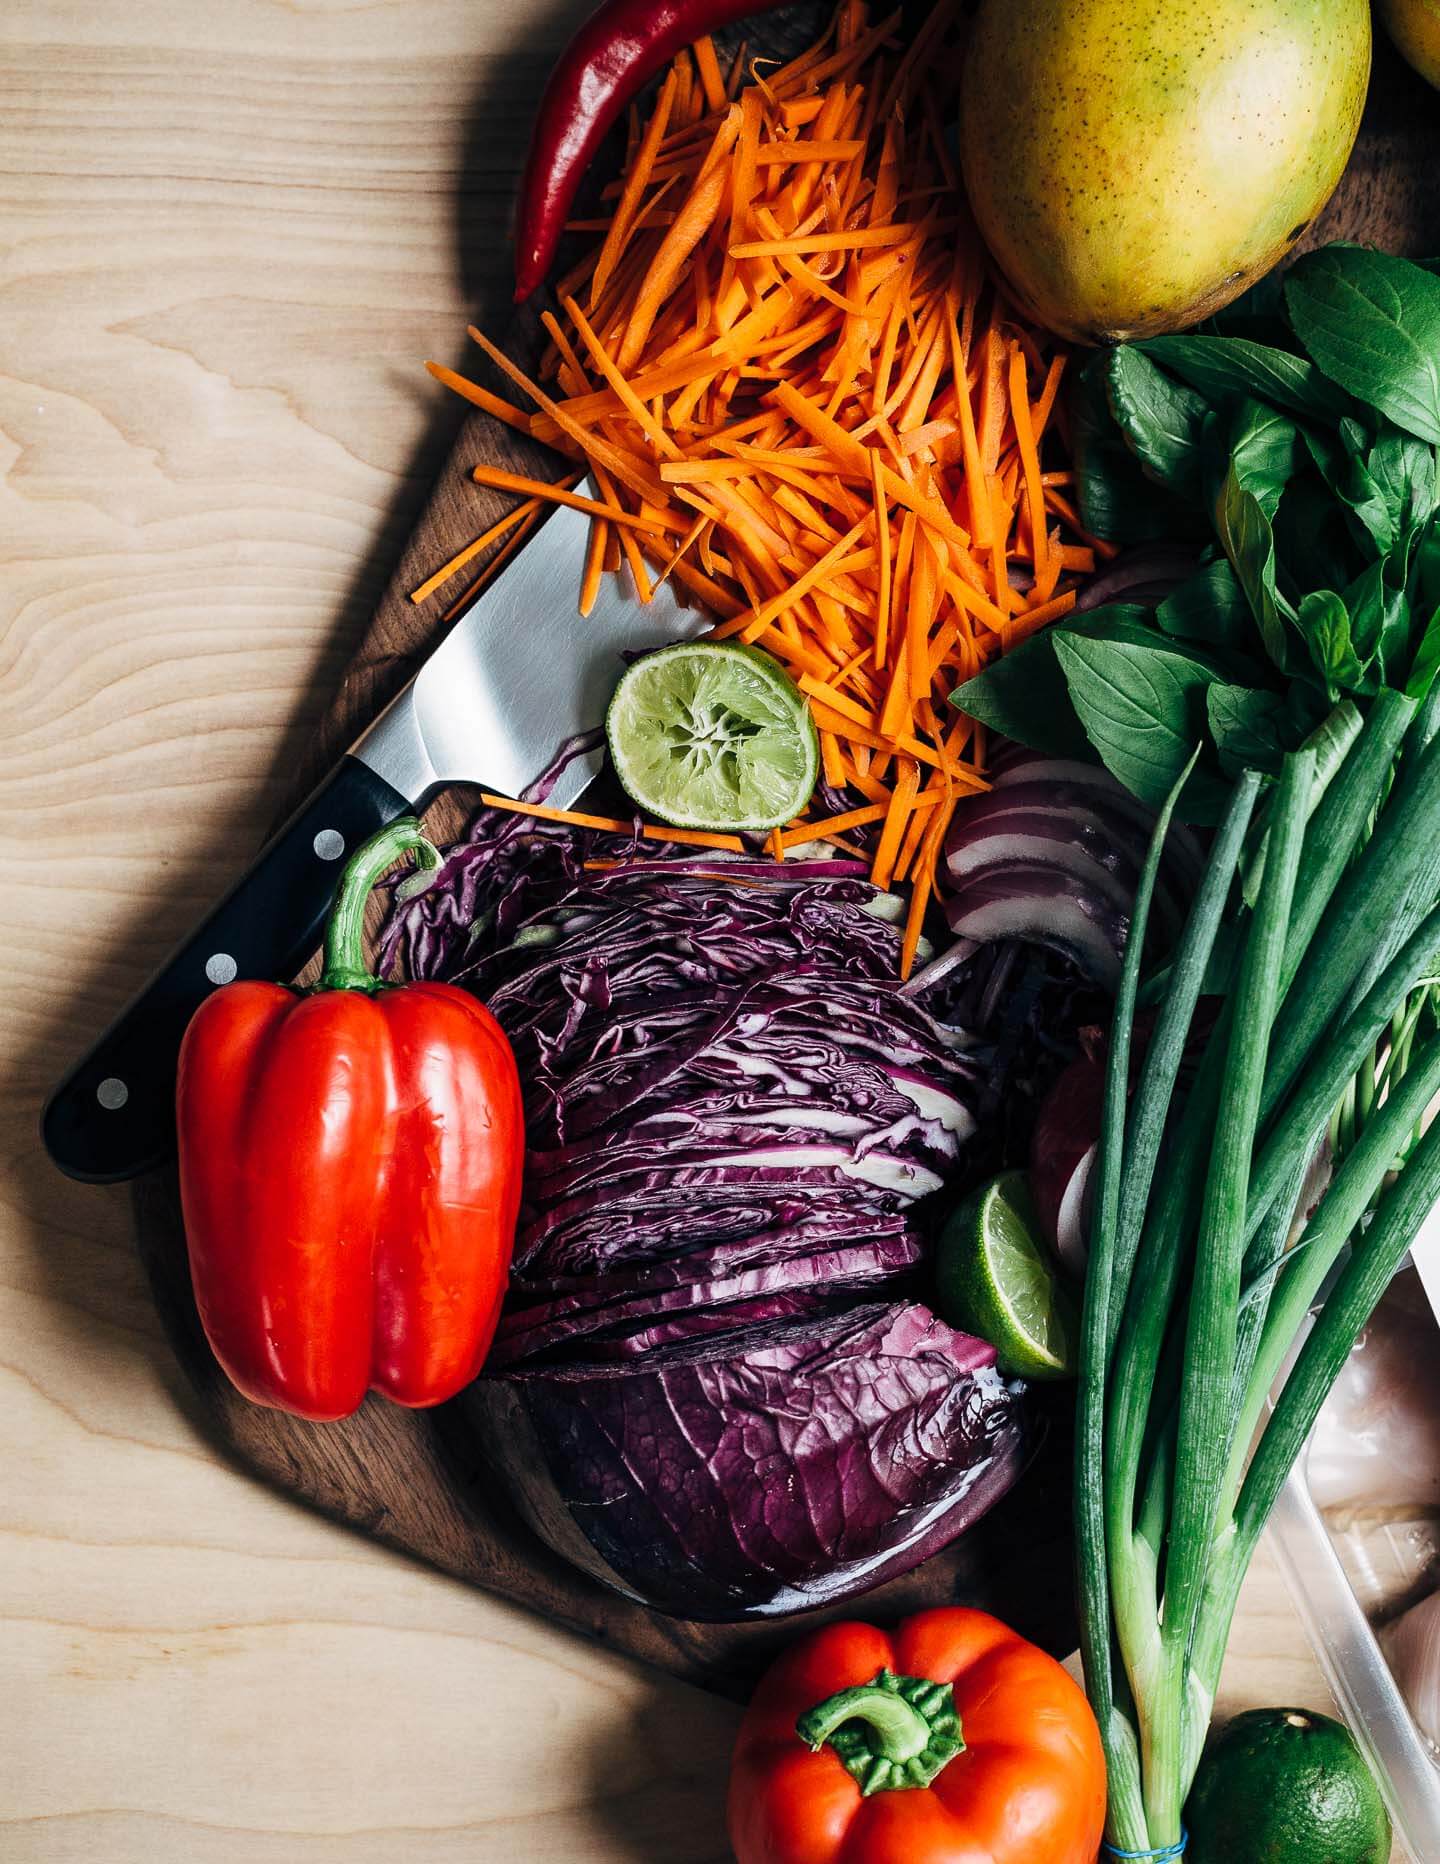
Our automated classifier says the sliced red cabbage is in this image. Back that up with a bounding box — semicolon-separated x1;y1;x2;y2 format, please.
376;793;1063;1620
491;1231;922;1368
576;1290;842;1360
510;1210;914;1300
464;1302;1025;1619
513;1184;901;1284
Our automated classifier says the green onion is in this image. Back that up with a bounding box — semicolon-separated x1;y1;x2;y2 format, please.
1075;755;1191;1850
1075;698;1440;1851
1149;749;1311;1841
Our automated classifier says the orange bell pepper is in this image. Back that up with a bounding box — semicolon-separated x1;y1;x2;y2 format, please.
728;1607;1107;1864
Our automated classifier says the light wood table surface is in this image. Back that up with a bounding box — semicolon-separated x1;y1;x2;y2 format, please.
1;3;1341;1858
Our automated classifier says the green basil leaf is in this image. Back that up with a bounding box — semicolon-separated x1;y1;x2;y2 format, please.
1104;346;1210;499
1215;467;1298;675
1301;423;1396;557
1285;247;1440;445
1155;559;1251;648
1273;472;1367;595
1297;589;1366;697
1135;334;1350;423
1071;353;1197;545
1407;603;1440;700
1206;684;1290;776
1342;557;1411;683
1226;397;1303;519
1412;517;1440;613
949;602;1208;754
950;628;1090;756
1052;630;1229;819
1368;429;1439;537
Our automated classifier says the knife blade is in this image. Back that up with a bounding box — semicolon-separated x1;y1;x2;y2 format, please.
43;496;706;1183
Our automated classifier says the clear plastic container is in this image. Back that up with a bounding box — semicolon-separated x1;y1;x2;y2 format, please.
1269;1474;1440;1861
1270;1221;1440;1863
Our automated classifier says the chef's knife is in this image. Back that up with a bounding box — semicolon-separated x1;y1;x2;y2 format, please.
43;497;705;1183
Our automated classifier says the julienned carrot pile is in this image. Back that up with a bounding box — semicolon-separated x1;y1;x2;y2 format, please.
421;0;1110;976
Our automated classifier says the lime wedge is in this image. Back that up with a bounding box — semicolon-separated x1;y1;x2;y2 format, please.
606;641;819;833
936;1170;1079;1380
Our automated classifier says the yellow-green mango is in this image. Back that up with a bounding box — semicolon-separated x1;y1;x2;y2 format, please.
1377;0;1440;88
959;0;1372;341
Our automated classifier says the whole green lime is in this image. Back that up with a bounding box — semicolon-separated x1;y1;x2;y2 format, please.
1185;1708;1391;1863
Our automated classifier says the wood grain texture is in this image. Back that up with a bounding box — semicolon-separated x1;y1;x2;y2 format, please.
3;1;1433;1854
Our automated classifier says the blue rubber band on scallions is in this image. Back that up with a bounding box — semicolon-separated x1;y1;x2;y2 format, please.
1102;1834;1187;1861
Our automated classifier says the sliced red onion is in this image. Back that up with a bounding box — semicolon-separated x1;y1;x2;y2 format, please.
943;864;1128;986
988;754;1206;882
953;771;1154;846
945;749;1205;978
1071;544;1196;615
1029;1053;1106;1275
1053;1147;1096;1278
946;819;1142;916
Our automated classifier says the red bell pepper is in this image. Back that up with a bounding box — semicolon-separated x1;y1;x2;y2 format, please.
728;1607;1108;1864
176;820;524;1422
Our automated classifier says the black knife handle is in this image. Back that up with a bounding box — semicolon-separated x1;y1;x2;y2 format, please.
42;756;415;1184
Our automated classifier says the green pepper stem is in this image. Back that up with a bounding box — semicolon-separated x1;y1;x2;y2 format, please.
319;818;440;993
795;1668;963;1796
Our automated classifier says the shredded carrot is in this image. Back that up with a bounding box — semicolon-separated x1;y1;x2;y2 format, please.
589;458;655;602
729;221;936;258
578;517;608;617
469;464;667;533
617;110;742;371
1008;341;1049;594
780;801;887;848
899;824;937;980
416;6;1103;975
439;500;545;622
480;794;746;851
423;361;532;435
871;757;921;890
409;493;545;604
693;35;728;112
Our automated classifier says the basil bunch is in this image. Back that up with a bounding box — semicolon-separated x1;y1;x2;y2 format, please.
954;247;1440;821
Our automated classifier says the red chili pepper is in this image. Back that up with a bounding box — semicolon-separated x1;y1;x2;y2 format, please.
176;820;524;1422
514;0;785;300
728;1608;1108;1864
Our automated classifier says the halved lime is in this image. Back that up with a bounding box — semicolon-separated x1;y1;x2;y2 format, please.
606;641;819;833
936;1170;1079;1380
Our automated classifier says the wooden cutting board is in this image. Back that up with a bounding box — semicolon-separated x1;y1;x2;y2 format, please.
128;14;1440;1700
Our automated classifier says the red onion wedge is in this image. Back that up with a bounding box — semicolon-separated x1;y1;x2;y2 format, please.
1029;1053;1105;1276
942;864;1129;986
944;748;1202;981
